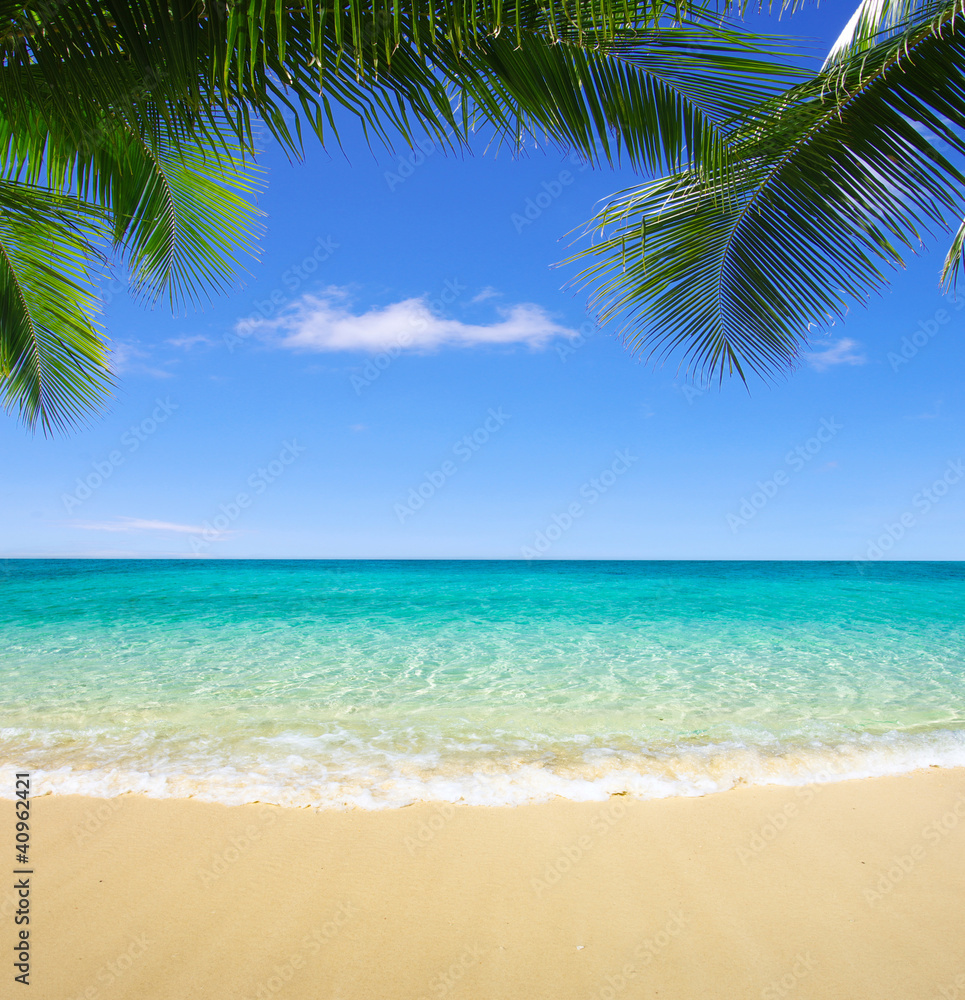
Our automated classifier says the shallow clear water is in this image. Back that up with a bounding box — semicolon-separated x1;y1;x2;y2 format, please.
2;559;964;808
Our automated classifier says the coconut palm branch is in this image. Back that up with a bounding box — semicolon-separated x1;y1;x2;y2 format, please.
0;180;110;432
571;0;965;384
3;0;803;180
822;0;926;67
0;103;264;431
0;0;800;430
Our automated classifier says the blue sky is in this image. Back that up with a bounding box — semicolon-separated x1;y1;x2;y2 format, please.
3;1;964;560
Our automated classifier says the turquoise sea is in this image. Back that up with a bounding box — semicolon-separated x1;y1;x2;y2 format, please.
2;560;964;809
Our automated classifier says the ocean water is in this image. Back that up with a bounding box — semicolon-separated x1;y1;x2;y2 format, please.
2;559;964;809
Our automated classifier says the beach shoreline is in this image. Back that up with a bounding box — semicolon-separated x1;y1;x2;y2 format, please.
22;766;965;999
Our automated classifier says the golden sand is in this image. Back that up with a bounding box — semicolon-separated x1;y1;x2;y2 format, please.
20;767;965;1000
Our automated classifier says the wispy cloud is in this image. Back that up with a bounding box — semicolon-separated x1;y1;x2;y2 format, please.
109;341;174;378
109;341;148;372
168;334;217;350
235;289;575;353
471;286;500;303
75;517;227;536
806;337;867;371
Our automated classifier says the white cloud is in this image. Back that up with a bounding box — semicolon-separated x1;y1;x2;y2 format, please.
109;341;148;372
806;338;867;371
471;286;500;303
236;290;575;353
76;517;226;536
168;334;217;350
109;341;174;378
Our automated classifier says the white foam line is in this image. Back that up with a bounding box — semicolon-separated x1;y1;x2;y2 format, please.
4;729;965;809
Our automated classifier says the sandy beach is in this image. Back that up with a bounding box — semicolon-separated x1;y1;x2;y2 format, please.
17;766;964;1000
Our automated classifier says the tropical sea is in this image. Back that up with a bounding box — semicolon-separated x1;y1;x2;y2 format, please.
2;559;964;809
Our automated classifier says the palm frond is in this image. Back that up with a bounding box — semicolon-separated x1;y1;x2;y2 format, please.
942;215;965;286
0;0;801;164
94;128;264;309
0;0;814;430
570;0;965;382
0;180;110;433
0;0;796;304
443;24;803;175
823;0;927;67
0;101;264;309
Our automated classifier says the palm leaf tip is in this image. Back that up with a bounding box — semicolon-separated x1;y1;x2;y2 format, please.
0;184;113;433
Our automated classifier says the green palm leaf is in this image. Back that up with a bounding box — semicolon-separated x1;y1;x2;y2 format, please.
0;0;806;428
439;23;802;175
90;128;264;310
823;0;926;66
571;0;965;382
0;99;261;428
0;180;110;433
1;0;800;166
